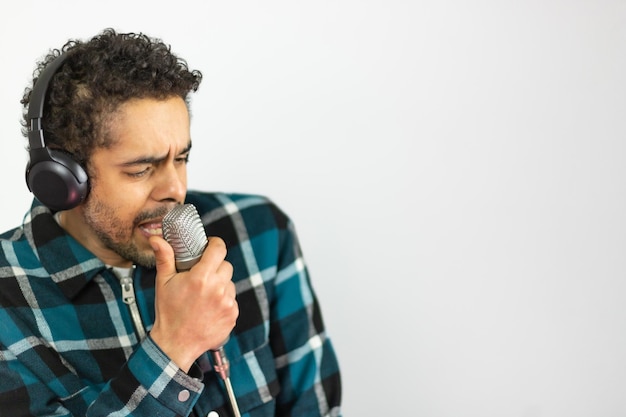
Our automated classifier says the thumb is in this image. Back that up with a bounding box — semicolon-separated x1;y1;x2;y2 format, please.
149;235;177;283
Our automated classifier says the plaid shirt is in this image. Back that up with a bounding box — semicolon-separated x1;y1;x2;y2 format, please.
0;191;341;417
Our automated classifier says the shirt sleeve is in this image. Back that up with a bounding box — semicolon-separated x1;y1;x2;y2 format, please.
0;334;205;417
86;335;205;416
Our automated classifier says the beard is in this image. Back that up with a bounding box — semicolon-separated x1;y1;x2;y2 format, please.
82;196;171;268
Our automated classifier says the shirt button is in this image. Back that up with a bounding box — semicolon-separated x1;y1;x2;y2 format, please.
178;389;190;402
207;412;219;417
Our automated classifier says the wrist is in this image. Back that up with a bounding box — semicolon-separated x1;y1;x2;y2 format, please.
149;329;197;373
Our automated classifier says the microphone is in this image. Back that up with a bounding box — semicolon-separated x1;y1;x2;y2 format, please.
162;203;241;417
162;204;208;271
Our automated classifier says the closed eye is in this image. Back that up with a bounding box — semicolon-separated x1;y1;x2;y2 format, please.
175;153;190;164
127;166;152;178
120;141;191;177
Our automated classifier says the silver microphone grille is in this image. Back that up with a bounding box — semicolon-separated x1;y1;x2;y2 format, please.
162;204;208;264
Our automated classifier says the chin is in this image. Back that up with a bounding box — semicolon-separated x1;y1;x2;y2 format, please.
133;254;157;269
117;242;156;268
134;245;157;267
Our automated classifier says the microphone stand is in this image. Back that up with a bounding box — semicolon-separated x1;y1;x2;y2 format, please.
211;347;241;417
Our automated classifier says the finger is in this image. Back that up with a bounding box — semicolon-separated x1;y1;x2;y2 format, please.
196;237;228;270
225;280;237;301
216;260;234;280
149;235;177;284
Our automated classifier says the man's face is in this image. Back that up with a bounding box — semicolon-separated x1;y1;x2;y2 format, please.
68;96;191;268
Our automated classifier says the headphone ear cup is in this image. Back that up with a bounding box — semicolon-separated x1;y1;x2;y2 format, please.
26;148;89;211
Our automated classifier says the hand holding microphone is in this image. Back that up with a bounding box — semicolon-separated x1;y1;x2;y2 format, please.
149;204;238;371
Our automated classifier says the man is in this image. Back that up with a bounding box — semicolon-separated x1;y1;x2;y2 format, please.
0;28;341;417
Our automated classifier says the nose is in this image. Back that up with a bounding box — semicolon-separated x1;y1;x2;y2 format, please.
152;161;187;203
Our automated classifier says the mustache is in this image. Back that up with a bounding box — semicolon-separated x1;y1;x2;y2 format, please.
133;205;175;226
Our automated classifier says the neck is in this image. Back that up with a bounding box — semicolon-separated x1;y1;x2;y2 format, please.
55;208;133;268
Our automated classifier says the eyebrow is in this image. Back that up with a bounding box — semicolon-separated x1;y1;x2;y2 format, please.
118;141;192;167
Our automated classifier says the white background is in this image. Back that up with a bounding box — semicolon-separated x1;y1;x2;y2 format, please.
1;1;626;416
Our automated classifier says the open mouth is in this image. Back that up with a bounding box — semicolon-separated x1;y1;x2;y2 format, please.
135;206;173;238
138;221;163;237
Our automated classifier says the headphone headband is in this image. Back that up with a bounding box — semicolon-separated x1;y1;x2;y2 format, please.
27;53;69;150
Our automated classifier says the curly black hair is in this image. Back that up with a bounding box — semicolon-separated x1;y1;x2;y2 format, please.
21;28;203;169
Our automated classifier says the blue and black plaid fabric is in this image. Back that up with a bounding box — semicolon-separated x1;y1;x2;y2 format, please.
0;191;341;417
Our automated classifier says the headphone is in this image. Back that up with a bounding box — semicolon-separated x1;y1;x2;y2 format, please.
25;53;89;211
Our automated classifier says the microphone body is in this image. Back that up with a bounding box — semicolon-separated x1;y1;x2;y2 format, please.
162;204;208;272
162;204;240;416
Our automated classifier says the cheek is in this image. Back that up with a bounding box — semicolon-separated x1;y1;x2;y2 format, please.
87;186;140;224
91;175;151;204
176;161;188;177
